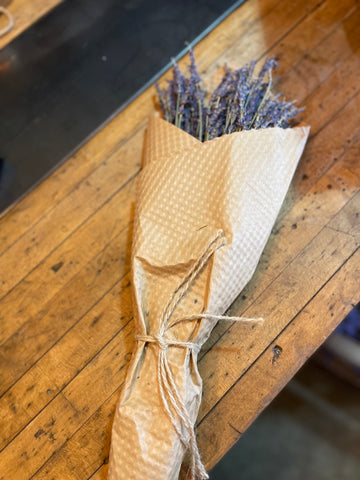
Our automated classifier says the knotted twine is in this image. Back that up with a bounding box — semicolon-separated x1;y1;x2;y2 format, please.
136;231;264;480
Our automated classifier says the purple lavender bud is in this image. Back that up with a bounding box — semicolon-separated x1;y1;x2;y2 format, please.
258;56;278;78
155;53;304;140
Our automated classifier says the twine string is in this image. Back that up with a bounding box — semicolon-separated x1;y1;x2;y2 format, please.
0;7;14;37
135;231;264;480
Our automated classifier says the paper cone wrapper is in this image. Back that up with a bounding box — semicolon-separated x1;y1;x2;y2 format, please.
107;117;309;479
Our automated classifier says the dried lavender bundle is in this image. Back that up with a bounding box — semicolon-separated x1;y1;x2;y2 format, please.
156;51;304;142
108;49;310;480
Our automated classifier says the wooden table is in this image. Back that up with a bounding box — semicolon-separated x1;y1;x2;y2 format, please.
0;0;62;50
0;0;359;478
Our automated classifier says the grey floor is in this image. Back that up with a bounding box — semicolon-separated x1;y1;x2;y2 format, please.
211;359;360;480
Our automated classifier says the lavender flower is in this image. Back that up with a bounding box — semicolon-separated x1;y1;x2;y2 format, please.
156;51;304;141
187;48;205;140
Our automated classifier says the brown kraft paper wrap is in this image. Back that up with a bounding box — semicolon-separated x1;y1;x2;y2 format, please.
107;116;309;480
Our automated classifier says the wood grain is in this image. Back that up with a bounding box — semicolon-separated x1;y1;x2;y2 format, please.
0;0;62;50
0;0;359;478
198;245;360;470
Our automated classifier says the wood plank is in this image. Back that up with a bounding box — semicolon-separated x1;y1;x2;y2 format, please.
298;47;360;137
0;0;62;50
32;391;118;480
0;274;132;449
0;131;141;301
0;132;140;343
89;465;108;480
198;192;360;420
0;326;131;478
0;225;132;396
197;246;360;469
203;0;354;78
0;115;144;257
328;190;360;240
268;0;357;74
278;6;360;103
0;392;85;480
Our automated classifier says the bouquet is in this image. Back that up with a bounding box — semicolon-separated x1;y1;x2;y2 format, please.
107;51;309;480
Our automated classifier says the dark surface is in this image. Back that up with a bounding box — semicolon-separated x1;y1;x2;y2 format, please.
0;0;245;214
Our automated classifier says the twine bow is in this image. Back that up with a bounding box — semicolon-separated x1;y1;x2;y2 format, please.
136;231;264;480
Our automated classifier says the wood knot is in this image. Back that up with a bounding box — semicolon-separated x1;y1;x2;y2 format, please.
272;344;283;364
